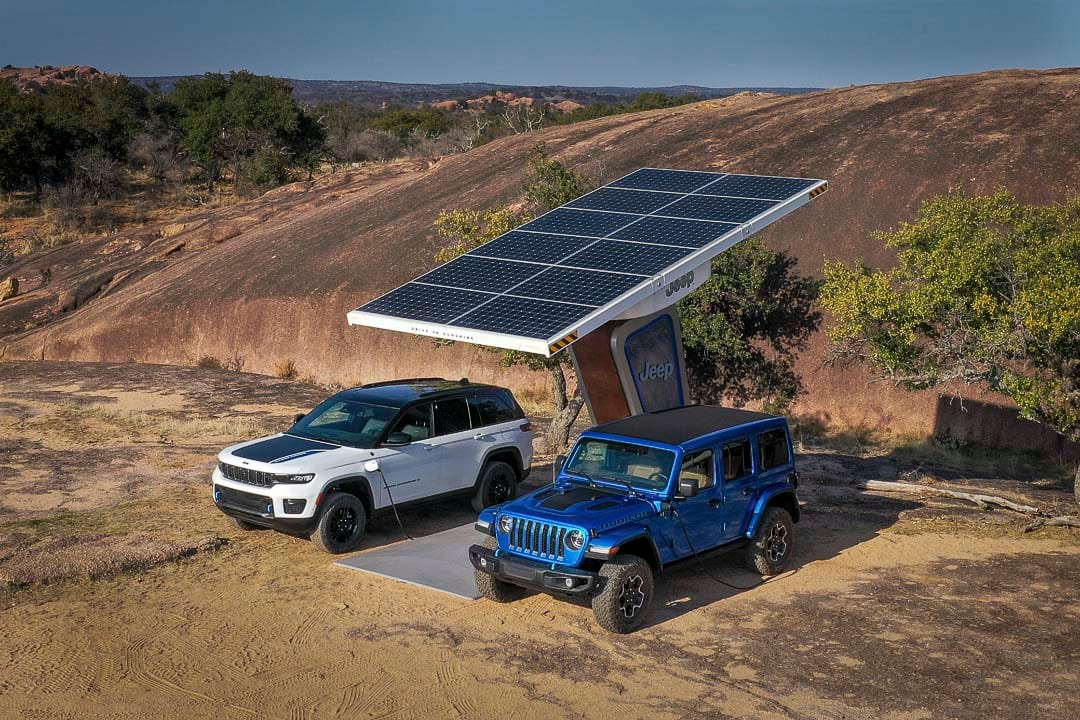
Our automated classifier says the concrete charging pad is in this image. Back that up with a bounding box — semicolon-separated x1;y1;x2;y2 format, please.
335;523;481;600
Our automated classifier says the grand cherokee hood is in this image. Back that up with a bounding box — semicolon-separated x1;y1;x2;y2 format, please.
220;433;365;472
505;482;657;529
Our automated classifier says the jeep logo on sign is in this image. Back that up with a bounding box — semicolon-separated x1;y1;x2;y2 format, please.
638;361;674;382
664;270;694;297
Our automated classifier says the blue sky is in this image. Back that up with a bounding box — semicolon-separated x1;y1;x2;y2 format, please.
2;1;1077;87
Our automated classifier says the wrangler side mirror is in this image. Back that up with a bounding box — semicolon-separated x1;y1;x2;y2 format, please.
553;454;567;480
675;476;698;500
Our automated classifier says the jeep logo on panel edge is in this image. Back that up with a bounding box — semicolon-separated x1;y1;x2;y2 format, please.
664;270;694;297
638;361;674;382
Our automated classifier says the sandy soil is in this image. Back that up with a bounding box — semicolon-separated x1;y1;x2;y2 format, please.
1;361;1077;720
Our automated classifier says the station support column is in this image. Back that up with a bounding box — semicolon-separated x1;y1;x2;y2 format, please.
569;307;690;425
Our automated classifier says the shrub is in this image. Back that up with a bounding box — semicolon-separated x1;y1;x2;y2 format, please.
274;358;298;380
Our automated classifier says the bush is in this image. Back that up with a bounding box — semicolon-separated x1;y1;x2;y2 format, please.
274;358;298;380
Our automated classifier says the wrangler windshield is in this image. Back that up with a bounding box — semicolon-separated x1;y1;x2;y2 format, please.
288;398;398;448
565;438;676;491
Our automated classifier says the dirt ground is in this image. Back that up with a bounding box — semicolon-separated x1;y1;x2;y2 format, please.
1;361;1077;720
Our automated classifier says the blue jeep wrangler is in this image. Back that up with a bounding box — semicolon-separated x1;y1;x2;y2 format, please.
469;405;800;632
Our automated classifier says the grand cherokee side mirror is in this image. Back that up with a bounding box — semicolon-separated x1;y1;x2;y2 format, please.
383;432;412;447
293;413;306;424
553;454;567;480
675;477;698;500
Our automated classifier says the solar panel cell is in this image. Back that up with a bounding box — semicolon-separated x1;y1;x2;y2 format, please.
514;266;641;307
416;255;539;293
609;168;723;193
455;296;592;339
469;231;594;264
359;283;491;324
660;195;778;223
520;208;637;237
564;240;694;275
609;216;737;248
566;188;678;214
694;174;817;200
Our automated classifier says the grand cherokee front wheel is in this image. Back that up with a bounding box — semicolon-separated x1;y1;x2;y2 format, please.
591;554;654;633
310;492;367;554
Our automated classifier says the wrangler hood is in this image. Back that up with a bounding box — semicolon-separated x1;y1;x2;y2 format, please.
505;481;657;529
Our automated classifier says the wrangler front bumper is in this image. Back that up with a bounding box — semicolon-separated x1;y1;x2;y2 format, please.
469;543;600;596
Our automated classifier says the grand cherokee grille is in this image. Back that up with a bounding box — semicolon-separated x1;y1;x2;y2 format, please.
215;485;272;515
219;462;278;487
507;518;569;561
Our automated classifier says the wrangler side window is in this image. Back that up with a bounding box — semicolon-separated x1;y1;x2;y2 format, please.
722;439;752;481
759;429;790;470
680;450;714;491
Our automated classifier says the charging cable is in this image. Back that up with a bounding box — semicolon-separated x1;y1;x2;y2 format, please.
379;471;413;541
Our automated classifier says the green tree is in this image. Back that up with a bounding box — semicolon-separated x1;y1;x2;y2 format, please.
820;190;1080;501
433;145;592;450
0;80;55;191
171;71;326;190
680;239;822;412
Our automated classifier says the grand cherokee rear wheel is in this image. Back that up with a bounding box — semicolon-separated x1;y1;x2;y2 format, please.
474;536;525;602
471;460;517;512
745;506;795;575
591;554;654;634
310;493;367;554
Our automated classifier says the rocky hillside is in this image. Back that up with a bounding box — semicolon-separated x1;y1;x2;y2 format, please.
0;65;113;90
2;69;1078;451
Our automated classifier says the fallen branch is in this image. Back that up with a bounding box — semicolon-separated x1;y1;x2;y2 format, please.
1023;516;1080;532
856;479;1042;515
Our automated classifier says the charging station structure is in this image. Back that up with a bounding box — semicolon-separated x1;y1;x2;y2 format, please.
348;168;827;424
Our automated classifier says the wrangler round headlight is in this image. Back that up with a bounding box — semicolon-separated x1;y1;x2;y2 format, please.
565;529;586;551
498;515;514;534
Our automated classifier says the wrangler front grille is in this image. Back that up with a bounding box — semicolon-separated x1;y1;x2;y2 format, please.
219;462;277;488
508;518;569;561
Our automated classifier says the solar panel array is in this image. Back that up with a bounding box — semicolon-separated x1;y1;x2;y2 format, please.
350;168;826;355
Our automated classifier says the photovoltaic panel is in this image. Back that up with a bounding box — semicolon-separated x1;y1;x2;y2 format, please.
416;255;540;294
564;240;694;275
566;187;679;215
609;215;738;248
349;168;827;355
359;283;491;324
519;208;635;237
609;168;722;193
694;174;817;200
659;195;778;223
513;266;643;307
469;231;594;264
455;296;594;338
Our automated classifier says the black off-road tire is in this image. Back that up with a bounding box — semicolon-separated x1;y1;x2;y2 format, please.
310;493;367;554
591;554;654;634
232;516;260;531
471;460;518;513
745;506;795;576
474;536;525;602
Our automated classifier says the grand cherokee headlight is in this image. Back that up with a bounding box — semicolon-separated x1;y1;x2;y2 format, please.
565;529;586;551
498;515;514;534
278;473;315;484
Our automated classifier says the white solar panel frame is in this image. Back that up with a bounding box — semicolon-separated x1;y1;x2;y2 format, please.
348;169;826;356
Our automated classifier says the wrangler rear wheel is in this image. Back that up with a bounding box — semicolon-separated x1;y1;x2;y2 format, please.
745;506;795;575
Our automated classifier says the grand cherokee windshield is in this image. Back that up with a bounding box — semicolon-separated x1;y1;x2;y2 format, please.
288;398;398;448
565;438;676;491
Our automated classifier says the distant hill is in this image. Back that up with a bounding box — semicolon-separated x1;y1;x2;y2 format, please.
131;76;821;107
4;69;1079;454
0;64;115;90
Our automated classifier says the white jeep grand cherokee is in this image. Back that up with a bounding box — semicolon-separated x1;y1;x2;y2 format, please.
212;378;533;553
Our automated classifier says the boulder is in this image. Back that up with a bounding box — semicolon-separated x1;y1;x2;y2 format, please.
0;276;17;301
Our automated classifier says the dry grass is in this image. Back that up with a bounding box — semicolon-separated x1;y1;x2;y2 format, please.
59;401;275;440
274;358;299;380
514;386;554;417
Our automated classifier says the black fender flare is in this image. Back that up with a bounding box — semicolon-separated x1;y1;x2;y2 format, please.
323;475;375;516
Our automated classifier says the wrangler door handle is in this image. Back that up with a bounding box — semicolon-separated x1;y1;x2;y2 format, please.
708;499;721;508
741;487;753;495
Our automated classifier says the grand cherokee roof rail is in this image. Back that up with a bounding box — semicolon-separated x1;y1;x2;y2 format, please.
360;377;448;388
